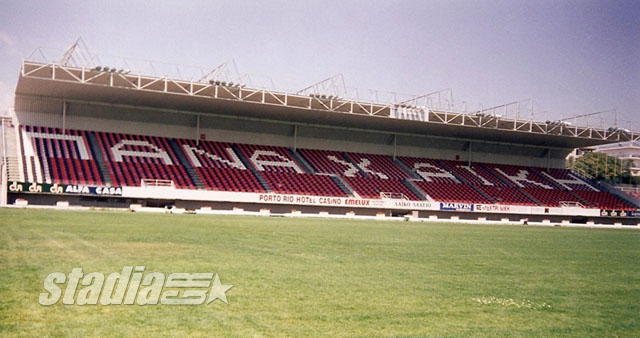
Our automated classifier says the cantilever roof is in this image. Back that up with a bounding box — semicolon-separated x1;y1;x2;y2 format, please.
15;61;639;149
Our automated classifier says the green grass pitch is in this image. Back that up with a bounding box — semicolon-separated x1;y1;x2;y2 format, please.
0;208;639;337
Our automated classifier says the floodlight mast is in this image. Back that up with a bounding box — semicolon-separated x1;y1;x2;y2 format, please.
474;99;533;119
198;59;240;84
558;110;611;121
396;88;453;112
59;37;97;68
296;74;347;98
558;109;617;125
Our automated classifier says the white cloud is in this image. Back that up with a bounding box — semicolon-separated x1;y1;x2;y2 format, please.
0;32;15;46
0;31;20;56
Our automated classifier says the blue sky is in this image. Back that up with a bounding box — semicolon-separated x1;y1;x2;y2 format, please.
0;0;638;127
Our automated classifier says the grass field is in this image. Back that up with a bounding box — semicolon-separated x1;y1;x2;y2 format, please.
0;208;639;337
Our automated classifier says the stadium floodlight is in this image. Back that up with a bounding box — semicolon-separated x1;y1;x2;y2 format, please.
607;127;630;133
92;66;101;71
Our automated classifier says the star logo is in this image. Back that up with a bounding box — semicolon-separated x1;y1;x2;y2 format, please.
206;273;233;304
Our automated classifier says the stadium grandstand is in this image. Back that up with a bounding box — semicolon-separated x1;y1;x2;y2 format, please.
1;39;639;225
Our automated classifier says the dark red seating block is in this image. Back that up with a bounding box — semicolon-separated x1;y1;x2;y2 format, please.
485;163;557;189
236;144;305;174
534;168;598;191
399;157;460;184
180;139;265;192
298;149;363;177
23;126;102;185
573;190;636;211
522;187;580;207
416;181;490;203
346;152;409;180
440;160;509;187
95;131;193;188
480;186;537;206
20;125;639;210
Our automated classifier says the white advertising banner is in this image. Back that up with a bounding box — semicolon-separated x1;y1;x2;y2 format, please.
473;204;601;217
122;186;440;211
122;186;604;216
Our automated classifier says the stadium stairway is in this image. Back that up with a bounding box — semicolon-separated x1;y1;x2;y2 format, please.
329;175;358;197
3;122;22;182
598;181;640;209
169;140;203;188
572;171;606;191
569;176;635;209
477;163;516;187
17;125;26;182
289;149;316;174
436;160;497;203
86;132;111;186
468;183;496;204
516;189;543;206
231;144;272;192
530;169;566;190
435;160;467;182
403;179;428;200
558;186;595;208
342;153;369;177
392;157;422;180
531;169;598;208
